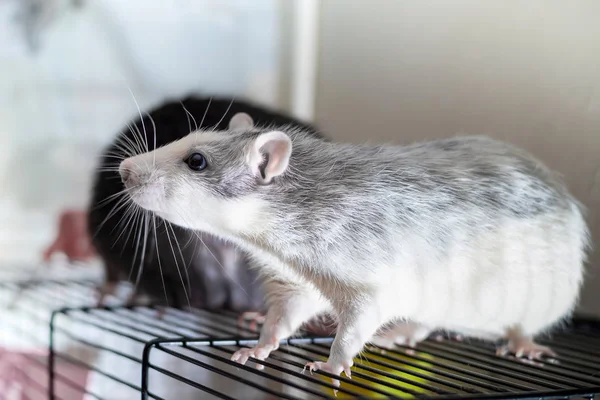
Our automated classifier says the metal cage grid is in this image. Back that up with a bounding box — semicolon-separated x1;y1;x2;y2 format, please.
135;318;600;399
51;301;600;399
1;277;600;399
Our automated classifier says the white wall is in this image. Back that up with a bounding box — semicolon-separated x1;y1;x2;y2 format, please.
315;0;600;316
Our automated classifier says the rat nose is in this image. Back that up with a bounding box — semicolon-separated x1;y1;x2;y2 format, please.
119;159;134;185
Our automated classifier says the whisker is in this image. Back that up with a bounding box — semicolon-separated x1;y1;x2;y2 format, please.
128;207;143;278
153;121;157;167
92;193;135;241
213;97;235;130
101;176;127;181
172;209;251;301
126;85;154;169
182;229;197;252
117;129;141;155
145;111;157;153
126;123;145;156
111;200;140;248
103;152;129;161
164;220;191;308
100;161;124;168
113;140;136;160
92;189;129;210
199;97;212;129
180;101;198;132
167;221;193;301
127;86;148;152
183;231;200;274
132;211;150;294
121;205;142;257
129;125;147;156
109;198;137;237
152;214;169;305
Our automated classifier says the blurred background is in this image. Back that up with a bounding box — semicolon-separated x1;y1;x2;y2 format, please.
0;0;599;398
0;0;290;263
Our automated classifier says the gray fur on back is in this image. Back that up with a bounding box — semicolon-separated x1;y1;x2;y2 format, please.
124;123;591;344
192;129;588;272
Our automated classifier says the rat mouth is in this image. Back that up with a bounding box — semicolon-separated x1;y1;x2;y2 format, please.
126;185;165;213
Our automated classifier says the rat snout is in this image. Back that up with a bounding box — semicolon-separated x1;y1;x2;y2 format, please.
119;159;133;185
119;158;143;187
118;156;165;213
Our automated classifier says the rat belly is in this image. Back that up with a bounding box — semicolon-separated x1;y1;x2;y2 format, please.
385;212;585;339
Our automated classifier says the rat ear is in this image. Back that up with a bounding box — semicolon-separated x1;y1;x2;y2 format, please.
228;112;254;131
247;131;292;184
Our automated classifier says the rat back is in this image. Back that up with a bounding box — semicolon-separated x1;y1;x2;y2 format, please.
280;134;590;337
194;132;589;338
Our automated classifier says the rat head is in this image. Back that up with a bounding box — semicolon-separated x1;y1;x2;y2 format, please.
118;112;292;236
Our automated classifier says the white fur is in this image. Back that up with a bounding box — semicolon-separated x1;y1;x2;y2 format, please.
120;127;589;379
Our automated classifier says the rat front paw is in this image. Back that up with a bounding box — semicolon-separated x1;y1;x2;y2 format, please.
304;360;352;388
231;342;278;369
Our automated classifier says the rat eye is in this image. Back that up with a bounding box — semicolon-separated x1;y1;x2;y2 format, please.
185;153;207;171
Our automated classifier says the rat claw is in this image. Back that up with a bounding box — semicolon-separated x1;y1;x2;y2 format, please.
304;360;352;389
343;366;352;379
304;361;340;387
239;355;248;364
231;348;249;364
515;349;524;358
231;343;277;368
304;361;323;373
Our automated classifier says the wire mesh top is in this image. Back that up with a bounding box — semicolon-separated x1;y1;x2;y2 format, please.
1;274;599;400
52;303;600;400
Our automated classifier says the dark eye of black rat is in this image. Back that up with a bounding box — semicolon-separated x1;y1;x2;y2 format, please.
185;153;207;171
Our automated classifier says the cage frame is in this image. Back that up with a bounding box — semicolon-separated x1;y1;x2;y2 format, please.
45;303;600;400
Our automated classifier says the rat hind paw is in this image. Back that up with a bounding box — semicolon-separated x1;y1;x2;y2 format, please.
303;361;352;388
496;339;556;360
370;322;431;350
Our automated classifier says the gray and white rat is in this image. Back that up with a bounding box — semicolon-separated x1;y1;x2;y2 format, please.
117;114;590;386
88;96;322;312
